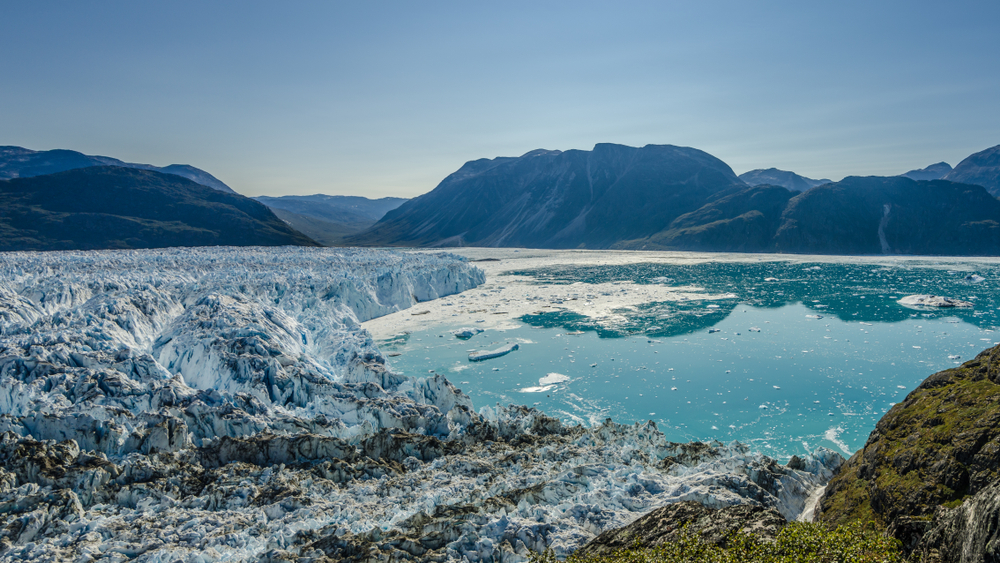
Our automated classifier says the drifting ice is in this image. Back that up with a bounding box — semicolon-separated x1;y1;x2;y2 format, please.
468;342;519;362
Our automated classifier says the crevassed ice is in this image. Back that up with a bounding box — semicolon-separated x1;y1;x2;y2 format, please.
0;247;842;562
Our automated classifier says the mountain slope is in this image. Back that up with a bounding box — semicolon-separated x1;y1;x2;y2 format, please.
619;185;795;252
772;176;1000;255
738;168;831;191
348;143;747;249
0;166;318;251
0;146;236;193
944;143;1000;196
899;161;952;181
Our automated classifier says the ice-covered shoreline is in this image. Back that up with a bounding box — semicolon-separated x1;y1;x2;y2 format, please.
0;247;842;562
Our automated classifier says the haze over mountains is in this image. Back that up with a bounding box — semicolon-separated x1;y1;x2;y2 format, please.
254;194;406;245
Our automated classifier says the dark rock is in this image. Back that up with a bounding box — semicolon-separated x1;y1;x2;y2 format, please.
575;501;787;557
916;480;1000;563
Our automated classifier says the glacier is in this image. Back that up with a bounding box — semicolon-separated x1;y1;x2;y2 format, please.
0;247;841;562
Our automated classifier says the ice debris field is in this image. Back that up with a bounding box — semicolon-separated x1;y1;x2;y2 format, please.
0;247;842;562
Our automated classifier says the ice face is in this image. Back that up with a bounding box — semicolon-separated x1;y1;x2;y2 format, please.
0;247;841;562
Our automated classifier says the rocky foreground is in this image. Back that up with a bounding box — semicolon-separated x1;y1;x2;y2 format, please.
0;247;841;562
820;342;1000;562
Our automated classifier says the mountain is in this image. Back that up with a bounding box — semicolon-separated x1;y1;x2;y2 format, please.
899;161;952;181
944;143;1000;196
348;143;748;248
738;168;831;191
0;166;318;251
0;146;236;193
771;176;1000;255
255;194;407;245
621;185;795;252
612;176;1000;255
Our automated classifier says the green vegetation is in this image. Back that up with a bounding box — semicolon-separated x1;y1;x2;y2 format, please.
532;522;904;563
820;348;1000;529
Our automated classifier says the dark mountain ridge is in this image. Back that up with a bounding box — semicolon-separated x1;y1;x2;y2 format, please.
0;166;317;251
0;145;235;193
349;143;748;248
352;142;1000;256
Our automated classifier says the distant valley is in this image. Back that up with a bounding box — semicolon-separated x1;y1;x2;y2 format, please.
255;194;406;245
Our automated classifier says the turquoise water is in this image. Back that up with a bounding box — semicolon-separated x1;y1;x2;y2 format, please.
382;261;1000;460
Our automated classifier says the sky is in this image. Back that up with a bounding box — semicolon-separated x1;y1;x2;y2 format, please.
2;1;999;198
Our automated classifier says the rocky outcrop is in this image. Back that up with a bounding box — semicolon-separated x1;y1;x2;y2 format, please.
575;501;787;557
819;343;1000;558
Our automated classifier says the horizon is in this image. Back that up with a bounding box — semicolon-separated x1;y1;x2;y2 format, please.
3;1;999;198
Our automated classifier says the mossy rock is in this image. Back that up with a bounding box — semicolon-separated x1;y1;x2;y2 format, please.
819;344;1000;533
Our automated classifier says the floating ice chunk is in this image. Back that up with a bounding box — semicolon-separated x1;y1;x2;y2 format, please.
708;329;721;333
805;314;823;319
565;330;585;335
948;354;961;360
749;327;761;332
520;385;554;393
898;295;973;309
453;327;484;339
468;343;519;362
965;274;985;283
764;277;778;281
538;373;569;385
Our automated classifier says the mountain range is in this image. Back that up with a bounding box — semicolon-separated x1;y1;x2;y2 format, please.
3;142;1000;255
0;146;235;193
350;142;1000;255
0;166;316;251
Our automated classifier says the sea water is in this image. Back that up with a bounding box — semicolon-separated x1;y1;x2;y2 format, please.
381;260;1000;460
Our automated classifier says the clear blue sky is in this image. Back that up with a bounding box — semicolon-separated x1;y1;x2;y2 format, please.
3;1;998;197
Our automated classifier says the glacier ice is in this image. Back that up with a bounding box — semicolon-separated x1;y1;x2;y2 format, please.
0;247;842;562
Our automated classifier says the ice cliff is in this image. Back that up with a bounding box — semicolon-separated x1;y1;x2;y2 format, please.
0;247;841;562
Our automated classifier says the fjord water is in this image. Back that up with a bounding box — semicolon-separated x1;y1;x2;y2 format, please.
382;260;1000;460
